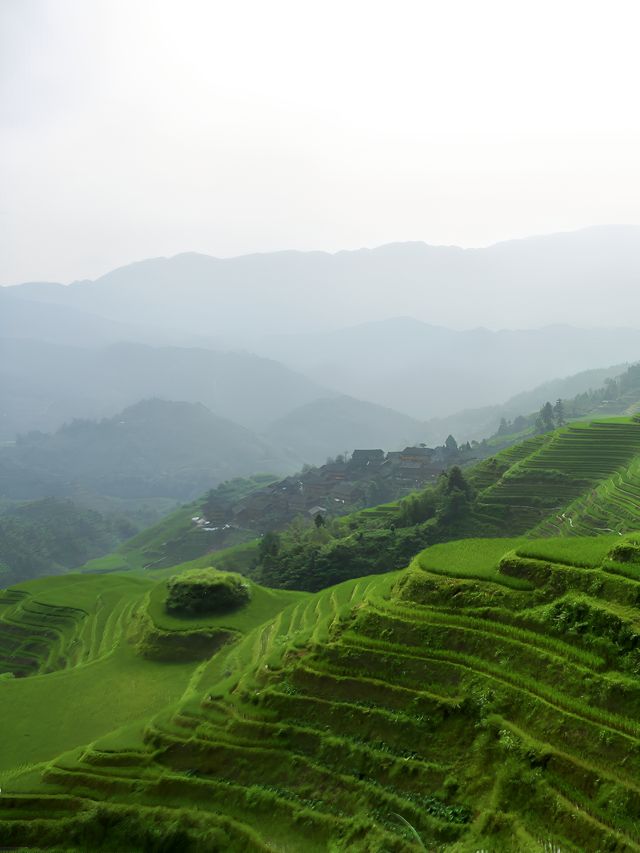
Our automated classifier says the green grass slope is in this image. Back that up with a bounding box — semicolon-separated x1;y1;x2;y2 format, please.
4;535;640;849
0;569;305;788
82;475;274;574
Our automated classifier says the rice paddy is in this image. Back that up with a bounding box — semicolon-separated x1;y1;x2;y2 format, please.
4;417;640;849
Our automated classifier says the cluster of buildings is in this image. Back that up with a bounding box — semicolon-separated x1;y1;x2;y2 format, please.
200;443;477;534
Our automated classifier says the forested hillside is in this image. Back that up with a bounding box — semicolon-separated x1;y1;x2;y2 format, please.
0;399;291;501
0;499;135;585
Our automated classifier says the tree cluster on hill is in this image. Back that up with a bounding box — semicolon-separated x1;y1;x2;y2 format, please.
491;363;640;442
535;399;565;433
0;498;135;585
253;466;475;591
496;414;529;436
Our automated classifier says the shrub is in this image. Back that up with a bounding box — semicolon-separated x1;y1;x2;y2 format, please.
608;541;640;564
165;569;250;616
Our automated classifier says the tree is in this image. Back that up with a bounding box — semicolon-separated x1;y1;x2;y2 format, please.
498;417;509;435
553;398;565;427
536;401;555;433
444;434;458;453
446;465;471;497
604;377;619;400
398;490;437;526
258;530;280;561
512;415;527;432
314;512;325;529
438;486;470;526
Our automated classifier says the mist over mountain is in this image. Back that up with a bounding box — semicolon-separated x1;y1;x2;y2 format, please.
0;338;328;440
0;399;296;502
0;286;206;349
257;319;640;419
3;226;640;439
263;395;424;464
7;226;640;335
421;362;629;445
6;2;640;847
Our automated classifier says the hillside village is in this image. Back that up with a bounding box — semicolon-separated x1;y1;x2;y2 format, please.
199;438;480;533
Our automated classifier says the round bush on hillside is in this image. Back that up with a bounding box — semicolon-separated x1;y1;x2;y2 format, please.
165;569;250;616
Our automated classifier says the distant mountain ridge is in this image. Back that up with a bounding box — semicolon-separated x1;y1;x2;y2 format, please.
6;225;640;334
421;362;631;444
0;286;207;349
3;226;640;427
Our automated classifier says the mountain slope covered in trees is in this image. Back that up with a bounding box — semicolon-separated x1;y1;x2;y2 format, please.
0;498;135;585
0;399;294;502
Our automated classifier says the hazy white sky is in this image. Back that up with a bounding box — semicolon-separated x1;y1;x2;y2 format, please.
2;0;640;284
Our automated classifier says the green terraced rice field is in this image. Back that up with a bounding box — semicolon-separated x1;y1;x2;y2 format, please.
414;538;530;587
470;416;640;537
5;418;640;850
4;531;640;849
0;570;306;784
515;535;622;567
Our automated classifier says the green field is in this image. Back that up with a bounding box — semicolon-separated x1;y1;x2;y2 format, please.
5;418;640;849
81;473;273;575
415;534;625;581
414;538;532;588
0;570;306;782
4;531;640;849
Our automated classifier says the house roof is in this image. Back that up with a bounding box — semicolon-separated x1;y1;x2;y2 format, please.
351;449;384;464
308;505;327;515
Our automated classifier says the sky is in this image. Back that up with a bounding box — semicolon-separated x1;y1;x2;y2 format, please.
2;0;640;284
